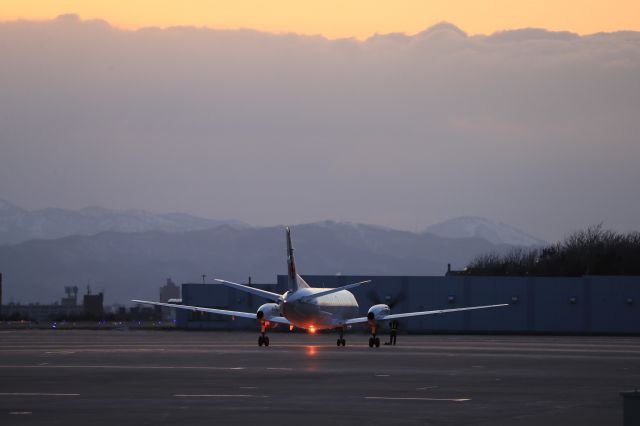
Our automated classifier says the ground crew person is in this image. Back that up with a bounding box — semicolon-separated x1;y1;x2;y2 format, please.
389;320;398;345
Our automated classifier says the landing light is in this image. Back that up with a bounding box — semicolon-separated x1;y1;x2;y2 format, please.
308;325;316;334
289;325;294;331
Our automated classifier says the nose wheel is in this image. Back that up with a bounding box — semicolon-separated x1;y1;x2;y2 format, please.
336;328;346;346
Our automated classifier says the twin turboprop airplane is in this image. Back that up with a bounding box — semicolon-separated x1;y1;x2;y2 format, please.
133;227;508;347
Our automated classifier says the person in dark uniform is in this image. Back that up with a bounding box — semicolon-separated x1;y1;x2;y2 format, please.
389;320;398;346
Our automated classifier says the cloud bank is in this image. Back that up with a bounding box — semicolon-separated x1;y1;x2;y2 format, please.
1;15;639;240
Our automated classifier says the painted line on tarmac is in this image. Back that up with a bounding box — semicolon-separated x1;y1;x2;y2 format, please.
0;365;246;371
174;394;269;398
365;396;470;402
10;412;33;415
0;393;79;397
266;367;292;371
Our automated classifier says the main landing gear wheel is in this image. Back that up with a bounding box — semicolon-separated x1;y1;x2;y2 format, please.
369;337;380;348
258;335;270;347
336;338;346;346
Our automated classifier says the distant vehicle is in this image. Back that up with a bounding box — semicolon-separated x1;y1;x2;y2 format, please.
134;227;508;347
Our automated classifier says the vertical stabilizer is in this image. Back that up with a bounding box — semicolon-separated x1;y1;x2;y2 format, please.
286;227;310;291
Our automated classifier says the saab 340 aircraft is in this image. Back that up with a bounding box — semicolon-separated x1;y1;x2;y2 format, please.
133;227;508;347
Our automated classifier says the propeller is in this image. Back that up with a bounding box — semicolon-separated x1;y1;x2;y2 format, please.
367;290;405;309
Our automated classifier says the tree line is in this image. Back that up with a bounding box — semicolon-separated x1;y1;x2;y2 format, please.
463;225;640;276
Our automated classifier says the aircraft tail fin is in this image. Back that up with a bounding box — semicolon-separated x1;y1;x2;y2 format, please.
286;227;310;291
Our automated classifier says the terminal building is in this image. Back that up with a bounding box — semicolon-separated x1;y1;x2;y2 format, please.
175;274;640;334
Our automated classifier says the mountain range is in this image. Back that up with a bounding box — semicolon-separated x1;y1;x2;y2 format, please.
0;199;246;246
0;221;517;305
425;216;547;247
0;200;547;305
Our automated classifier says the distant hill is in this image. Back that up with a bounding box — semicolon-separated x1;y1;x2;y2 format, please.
0;221;512;305
425;216;547;247
0;199;247;245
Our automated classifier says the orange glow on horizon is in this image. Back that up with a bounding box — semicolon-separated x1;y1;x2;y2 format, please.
308;326;316;334
1;1;639;40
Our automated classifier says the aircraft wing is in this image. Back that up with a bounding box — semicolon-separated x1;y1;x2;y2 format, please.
213;279;282;302
131;299;292;325
343;303;509;325
132;299;257;320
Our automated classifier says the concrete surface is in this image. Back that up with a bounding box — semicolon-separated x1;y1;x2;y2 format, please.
1;330;638;425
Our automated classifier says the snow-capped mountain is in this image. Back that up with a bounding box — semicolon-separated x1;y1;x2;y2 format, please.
0;199;247;245
425;216;547;247
0;221;513;304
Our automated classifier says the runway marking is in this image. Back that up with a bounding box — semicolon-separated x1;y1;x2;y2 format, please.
44;351;75;355
0;393;79;397
10;412;33;415
375;374;391;377
174;394;268;398
416;386;438;390
0;365;245;371
240;387;257;389
266;367;292;371
365;396;470;402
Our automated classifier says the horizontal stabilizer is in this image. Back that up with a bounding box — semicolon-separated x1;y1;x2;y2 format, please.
214;279;282;302
302;280;371;300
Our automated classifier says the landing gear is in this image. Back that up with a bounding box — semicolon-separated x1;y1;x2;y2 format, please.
336;328;346;347
258;321;270;347
368;323;380;348
258;334;270;347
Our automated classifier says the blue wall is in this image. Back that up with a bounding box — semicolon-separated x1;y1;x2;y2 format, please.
176;275;640;334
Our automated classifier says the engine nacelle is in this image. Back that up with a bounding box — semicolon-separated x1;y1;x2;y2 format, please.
257;303;281;326
367;304;391;321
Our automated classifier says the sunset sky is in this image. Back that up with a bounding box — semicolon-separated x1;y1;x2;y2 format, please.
2;0;640;38
1;2;640;240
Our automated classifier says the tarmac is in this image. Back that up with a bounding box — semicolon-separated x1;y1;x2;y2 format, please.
0;329;639;425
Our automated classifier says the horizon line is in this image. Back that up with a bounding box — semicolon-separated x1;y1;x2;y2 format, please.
1;13;638;41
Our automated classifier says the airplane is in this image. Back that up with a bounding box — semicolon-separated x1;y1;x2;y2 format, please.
133;227;509;348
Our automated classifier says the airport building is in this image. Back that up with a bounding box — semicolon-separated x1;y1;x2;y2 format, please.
176;274;640;334
1;286;102;321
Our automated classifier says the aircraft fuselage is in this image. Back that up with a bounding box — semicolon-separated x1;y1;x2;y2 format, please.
281;288;359;330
